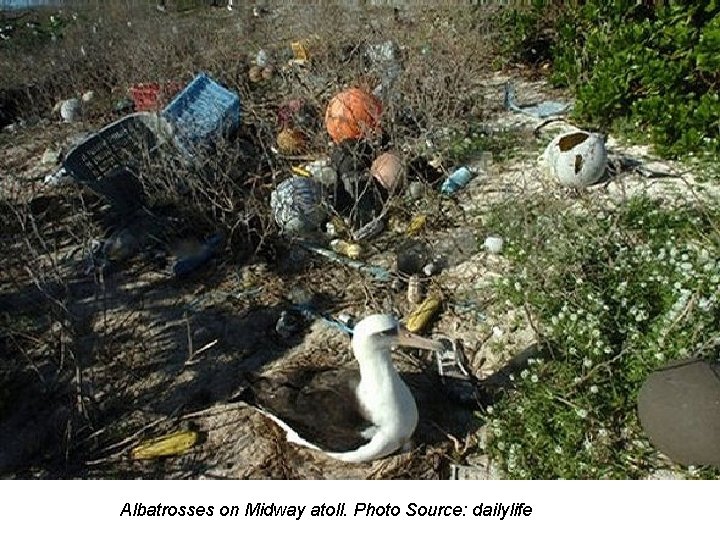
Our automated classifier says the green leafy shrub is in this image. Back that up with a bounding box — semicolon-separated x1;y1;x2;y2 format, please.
482;196;720;478
500;1;720;158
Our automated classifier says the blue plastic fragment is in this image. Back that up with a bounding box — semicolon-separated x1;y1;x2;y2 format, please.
503;81;572;119
299;242;391;282
173;232;225;278
440;166;474;195
289;303;355;335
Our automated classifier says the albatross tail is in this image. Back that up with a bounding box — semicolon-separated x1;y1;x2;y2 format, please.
253;407;324;452
327;431;404;463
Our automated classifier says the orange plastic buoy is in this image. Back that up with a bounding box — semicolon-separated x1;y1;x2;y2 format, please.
325;88;382;144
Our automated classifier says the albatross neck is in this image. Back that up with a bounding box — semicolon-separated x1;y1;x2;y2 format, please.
354;346;400;387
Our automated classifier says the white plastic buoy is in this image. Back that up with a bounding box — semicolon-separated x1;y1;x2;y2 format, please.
60;99;81;122
540;131;607;188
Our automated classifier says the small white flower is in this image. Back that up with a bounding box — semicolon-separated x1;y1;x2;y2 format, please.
530;374;539;383
577;408;588;419
520;369;529;379
583;359;593;368
590;385;599;394
554;446;563;455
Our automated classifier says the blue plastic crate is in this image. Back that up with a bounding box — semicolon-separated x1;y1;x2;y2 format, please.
162;73;241;157
62;113;161;210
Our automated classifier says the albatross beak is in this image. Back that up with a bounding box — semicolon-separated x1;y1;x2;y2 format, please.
395;325;444;351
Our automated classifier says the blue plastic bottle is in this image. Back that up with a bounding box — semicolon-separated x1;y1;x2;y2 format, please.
440;166;474;195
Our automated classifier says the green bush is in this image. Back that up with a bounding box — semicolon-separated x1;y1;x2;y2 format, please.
482;196;720;478
500;1;720;158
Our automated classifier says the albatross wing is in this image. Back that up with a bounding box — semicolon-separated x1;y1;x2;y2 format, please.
243;368;375;453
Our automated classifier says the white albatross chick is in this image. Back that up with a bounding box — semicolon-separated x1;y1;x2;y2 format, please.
246;314;443;463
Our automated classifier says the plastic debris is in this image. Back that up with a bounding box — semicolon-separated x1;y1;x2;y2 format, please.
440;166;475;195
370;152;403;192
435;337;479;405
407;274;422;305
503;81;572;119
540;131;608;188
305;160;337;186
351;214;385;242
162;73;241;157
172;232;225;278
256;49;269;67
365;41;402;99
270;176;326;235
60;98;81;122
406;214;427;236
288;303;355;336
300;242;391;282
325;88;382;144
130;430;198;460
291;41;310;64
405;295;441;334
407;181;424;200
422;263;436;277
44;167;72;186
330;239;363;260
483;235;504;254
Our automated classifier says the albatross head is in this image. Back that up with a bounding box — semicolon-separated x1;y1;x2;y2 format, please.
352;314;443;361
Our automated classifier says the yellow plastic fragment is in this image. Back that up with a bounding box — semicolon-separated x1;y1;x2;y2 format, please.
330;239;363;260
405;295;441;334
291;41;310;63
406;214;427;236
130;430;198;460
291;165;311;177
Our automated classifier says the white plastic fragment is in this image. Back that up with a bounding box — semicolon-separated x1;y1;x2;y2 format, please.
483;235;504;254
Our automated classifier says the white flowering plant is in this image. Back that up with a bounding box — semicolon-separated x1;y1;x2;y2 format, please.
482;195;720;479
